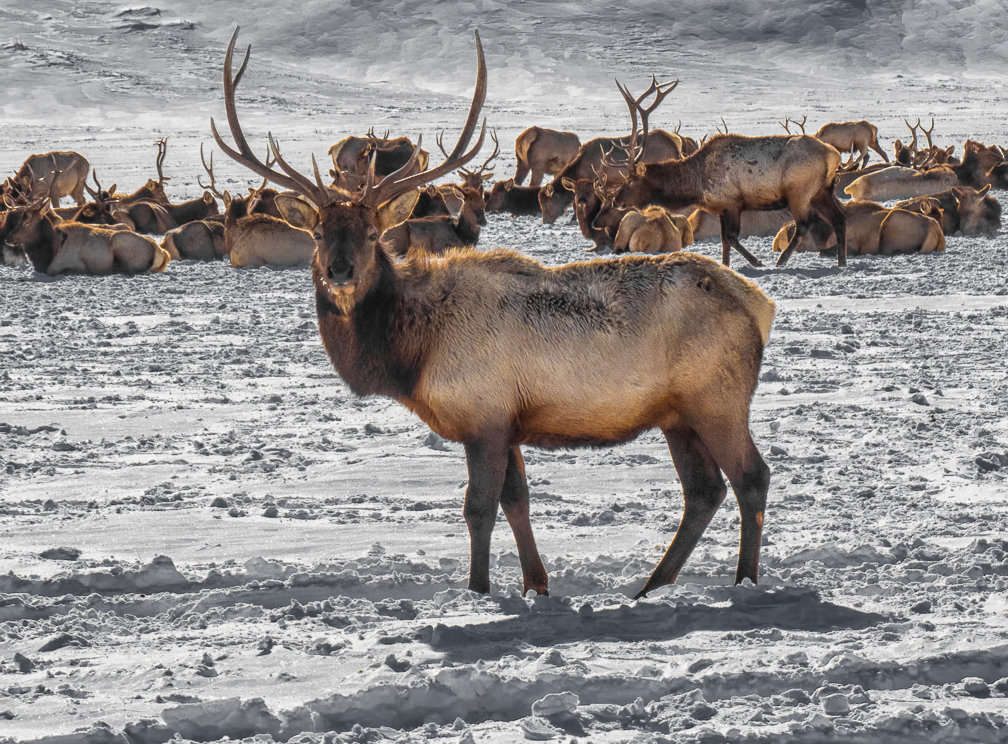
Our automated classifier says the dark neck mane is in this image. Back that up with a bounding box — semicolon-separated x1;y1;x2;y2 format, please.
21;216;58;273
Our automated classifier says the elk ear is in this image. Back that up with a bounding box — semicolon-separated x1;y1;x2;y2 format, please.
375;190;421;235
146;179;158;189
504;178;515;190
543;183;553;197
635;163;647;176
978;184;991;197
275;195;319;231
481;172;493;181
203;192;215;204
560;177;577;192
222;190;232;209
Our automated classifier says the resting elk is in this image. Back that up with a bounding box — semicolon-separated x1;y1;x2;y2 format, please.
606;79;847;267
844;164;958;202
213;27;776;599
513;126;581;186
897;185;1001;236
614;206;692;253
539;79;683;223
437;130;499;213
3;200;170;275
8;152;90;207
328;130;430;191
162;220;227;261
485;179;542;217
687;208;792;242
381;185;485;256
815;119;889;168
571;177;615;251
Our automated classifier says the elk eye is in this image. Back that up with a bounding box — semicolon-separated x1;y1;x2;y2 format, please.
313;232;323;241
367;231;378;242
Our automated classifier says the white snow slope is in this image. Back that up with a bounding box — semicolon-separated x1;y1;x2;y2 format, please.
2;1;1008;743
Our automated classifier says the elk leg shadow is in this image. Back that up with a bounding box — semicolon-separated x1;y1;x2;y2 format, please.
463;440;509;594
500;446;549;596
719;210;765;267
636;426;727;599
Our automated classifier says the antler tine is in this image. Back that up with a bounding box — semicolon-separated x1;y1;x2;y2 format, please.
675;119;682;134
211;27;326;206
84;169;100;201
922;117;935;149
780;117;791;134
154;137;170;183
198;143;224;199
436;130;450;159
369;29;487;206
614;79;643;168
268;133;333;206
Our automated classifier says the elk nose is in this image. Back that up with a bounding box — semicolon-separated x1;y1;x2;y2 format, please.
327;262;354;286
476;209;486;226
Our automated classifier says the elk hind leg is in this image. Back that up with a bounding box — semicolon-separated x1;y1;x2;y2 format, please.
776;206;817;267
513;162;530;186
462;440;509;594
636;427;727;599
500;446;549;596
720;210;764;267
811;186;847;267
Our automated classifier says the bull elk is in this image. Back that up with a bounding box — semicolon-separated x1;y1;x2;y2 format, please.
328;132;430;191
212;27;776;599
4;199;169;275
815;120;889;168
607;78;847;267
9;151;90;207
513;126;582;186
571;177;615;252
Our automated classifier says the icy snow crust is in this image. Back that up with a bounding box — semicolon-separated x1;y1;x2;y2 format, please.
2;1;1008;743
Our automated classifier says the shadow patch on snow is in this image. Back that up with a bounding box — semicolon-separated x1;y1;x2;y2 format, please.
428;588;886;660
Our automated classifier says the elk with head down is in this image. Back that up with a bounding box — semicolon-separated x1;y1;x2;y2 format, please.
512;126;582;187
815;119;889;169
571;176;616;252
606;79;847;267
8;151;91;207
213;27;776;599
539;80;684;224
3;199;169;275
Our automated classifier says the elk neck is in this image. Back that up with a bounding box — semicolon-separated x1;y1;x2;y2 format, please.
13;213;58;273
313;248;422;401
642;151;707;210
454;209;481;245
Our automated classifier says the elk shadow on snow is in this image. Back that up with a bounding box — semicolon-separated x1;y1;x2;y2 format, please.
426;586;886;661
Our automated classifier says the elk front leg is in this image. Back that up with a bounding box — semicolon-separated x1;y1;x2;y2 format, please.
636;427;727;599
462;440;509;594
500;446;549;596
719;210;765;267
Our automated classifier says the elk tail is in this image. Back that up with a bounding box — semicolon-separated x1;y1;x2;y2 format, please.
149;245;171;273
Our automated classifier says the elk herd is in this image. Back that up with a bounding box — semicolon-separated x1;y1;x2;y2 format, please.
1;28;1006;597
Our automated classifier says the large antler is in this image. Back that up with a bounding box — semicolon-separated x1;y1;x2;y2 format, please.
921;117;935;150
613;75;679;168
363;30;488;207
904;118;920;154
780;115;806;135
211;27;331;207
456;128;499;184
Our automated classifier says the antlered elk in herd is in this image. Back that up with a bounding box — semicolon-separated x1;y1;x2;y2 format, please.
539;82;684;223
437;130;499;214
212;27;776;598
3;200;170;275
814;120;889;168
606;78;847;267
8;151;91;207
513;126;582;186
571;177;615;252
328;130;430;191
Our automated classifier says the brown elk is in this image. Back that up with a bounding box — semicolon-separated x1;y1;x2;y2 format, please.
213;27;775;599
815;120;889;168
607;80;846;267
513;126;582;186
687;208;792;242
879;207;945;255
109;139;172;207
485;179;542;217
539;78;683;223
221;188;316;268
614;205;692;253
201;142;283;220
9;151;91;207
161;220;227;261
4;200;169;275
571;177;615;251
844;164;958;201
437;130;499;213
897;185;1001;236
381;185;485;256
328;131;430;191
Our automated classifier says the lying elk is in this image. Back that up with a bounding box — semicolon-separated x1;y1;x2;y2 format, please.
513;126;581;186
202;142;283;219
540;80;683;223
688;208;792;242
439;129;499;213
382;185;485;256
4;200;169;275
328;130;430;191
485;179;542;217
222;187;315;268
9;152;90;207
606;78;846;267
213;27;775;599
161;220;227;261
772;198;944;255
614;205;692;253
815;120;889;168
897;185;1001;236
844;163;958;202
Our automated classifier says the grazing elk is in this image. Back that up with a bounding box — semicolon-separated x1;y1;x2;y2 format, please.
485;179;542;217
328;131;429;191
513;126;582;186
161;220;227;261
539;78;683;223
815;120;889;168
844;164;958;202
607;80;846;267
897;185;1001;236
4;200;169;275
213;27;776;599
9;151;91;207
381;185;485;256
614;205;692;253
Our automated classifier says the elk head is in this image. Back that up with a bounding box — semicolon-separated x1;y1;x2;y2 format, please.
452;128;499;190
211;27;487;309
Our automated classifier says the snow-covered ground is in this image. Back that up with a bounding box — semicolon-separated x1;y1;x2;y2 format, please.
2;2;1008;742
